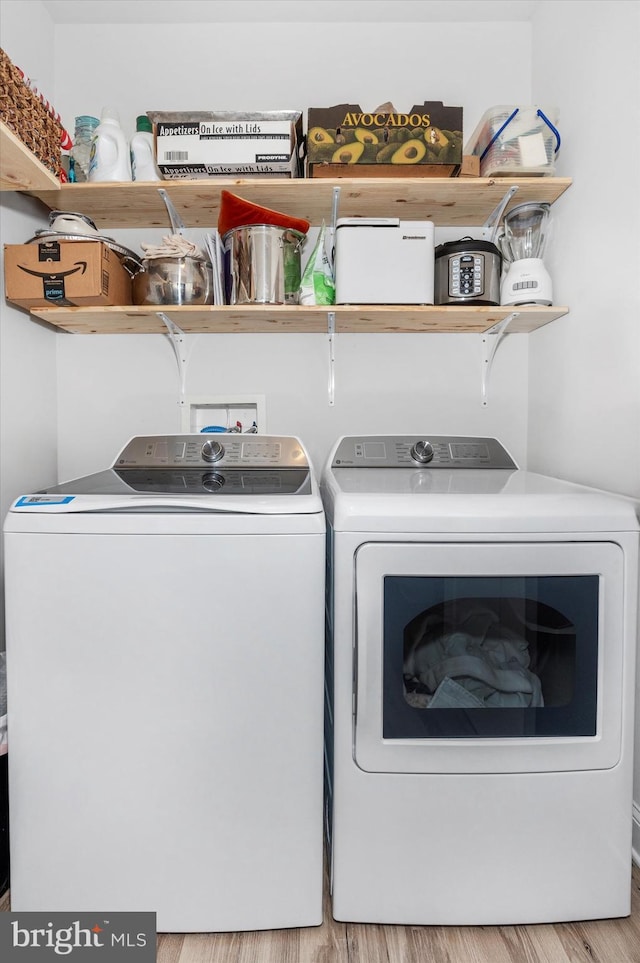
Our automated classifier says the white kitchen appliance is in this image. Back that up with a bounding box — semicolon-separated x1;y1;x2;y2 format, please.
321;435;639;925
4;434;325;932
334;218;434;304
500;201;553;305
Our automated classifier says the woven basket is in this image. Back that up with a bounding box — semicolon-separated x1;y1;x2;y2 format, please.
0;47;63;177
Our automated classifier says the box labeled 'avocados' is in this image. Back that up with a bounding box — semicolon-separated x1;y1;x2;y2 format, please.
307;102;463;177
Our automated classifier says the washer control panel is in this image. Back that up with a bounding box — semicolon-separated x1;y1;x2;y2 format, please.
331;435;517;469
114;434;308;469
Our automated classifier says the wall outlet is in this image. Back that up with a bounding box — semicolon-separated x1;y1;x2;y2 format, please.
181;395;266;434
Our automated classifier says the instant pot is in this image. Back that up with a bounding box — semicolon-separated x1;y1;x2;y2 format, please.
435;237;502;306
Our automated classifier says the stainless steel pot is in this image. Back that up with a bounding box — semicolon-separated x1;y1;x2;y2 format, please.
434;237;502;306
223;224;305;305
133;256;213;305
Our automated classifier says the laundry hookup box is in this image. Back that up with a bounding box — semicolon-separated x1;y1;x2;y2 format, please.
4;240;133;309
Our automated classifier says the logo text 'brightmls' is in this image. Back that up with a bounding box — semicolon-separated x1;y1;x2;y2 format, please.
0;912;156;960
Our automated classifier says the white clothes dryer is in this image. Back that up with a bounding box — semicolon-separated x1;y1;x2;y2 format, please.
321;434;639;925
4;434;325;932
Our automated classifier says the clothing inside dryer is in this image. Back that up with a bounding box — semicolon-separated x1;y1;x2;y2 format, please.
403;597;574;709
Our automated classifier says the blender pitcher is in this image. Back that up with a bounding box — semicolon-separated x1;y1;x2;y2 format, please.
500;202;553;305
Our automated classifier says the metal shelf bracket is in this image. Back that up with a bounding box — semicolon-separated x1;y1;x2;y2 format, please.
331;185;341;235
325;187;341;407
327;311;336;406
157;312;189;404
481;312;520;406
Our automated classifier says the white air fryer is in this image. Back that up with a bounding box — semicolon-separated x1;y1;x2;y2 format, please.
500;201;553;305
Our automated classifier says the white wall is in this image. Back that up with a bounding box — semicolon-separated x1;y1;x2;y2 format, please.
528;1;640;498
0;1;59;638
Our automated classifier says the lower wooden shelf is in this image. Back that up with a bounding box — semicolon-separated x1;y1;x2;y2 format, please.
27;304;569;335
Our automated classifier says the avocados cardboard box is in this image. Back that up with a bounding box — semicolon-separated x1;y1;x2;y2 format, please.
4;240;132;309
307;101;463;177
147;110;304;178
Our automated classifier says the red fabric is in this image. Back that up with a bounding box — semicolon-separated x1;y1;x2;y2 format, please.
218;190;310;237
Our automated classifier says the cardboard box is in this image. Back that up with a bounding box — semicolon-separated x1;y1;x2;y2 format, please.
307;102;463;177
147;110;304;179
4;240;133;309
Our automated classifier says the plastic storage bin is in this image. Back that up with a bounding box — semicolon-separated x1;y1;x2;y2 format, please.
465;106;560;177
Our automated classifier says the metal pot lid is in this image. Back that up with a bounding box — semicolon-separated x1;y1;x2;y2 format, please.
28;231;144;275
47;210;100;235
435;237;501;257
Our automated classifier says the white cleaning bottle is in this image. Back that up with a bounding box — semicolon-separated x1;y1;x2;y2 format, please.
130;114;161;181
88;107;131;182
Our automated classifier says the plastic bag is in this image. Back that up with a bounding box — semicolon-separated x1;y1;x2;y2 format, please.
299;222;335;306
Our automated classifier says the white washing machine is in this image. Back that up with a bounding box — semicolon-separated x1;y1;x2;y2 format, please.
321;434;639;925
4;434;325;932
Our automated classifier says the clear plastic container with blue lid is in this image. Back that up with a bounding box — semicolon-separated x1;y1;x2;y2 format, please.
464;106;561;177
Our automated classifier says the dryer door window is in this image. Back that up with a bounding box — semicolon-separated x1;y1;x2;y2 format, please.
353;541;624;774
390;578;596;739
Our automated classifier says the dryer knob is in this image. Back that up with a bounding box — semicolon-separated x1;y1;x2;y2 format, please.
410;440;434;464
201;439;225;464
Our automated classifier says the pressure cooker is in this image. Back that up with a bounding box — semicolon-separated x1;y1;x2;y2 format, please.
434;237;502;306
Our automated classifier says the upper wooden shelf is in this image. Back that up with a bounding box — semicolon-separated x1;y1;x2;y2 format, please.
26;175;573;230
27;304;569;336
0;120;61;191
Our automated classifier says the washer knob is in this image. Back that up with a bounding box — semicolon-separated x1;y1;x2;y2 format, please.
410;440;434;464
202;471;225;492
201;439;225;464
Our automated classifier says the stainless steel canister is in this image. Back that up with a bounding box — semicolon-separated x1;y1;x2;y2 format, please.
223;224;306;305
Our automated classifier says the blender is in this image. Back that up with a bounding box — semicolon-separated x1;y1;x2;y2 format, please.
500;201;553;305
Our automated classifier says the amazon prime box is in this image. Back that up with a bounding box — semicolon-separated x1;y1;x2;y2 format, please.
4;240;132;308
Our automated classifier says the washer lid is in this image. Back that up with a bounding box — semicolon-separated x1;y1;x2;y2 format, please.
8;434;324;516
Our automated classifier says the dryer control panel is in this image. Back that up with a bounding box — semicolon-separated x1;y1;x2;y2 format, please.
331;435;517;469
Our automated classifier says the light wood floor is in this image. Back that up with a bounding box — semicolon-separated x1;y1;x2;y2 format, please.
3;863;639;962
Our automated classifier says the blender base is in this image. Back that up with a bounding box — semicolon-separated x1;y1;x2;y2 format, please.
501;257;553;307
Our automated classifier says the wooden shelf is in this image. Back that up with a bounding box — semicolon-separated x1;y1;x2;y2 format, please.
4;135;572;338
27;304;569;335
0;120;61;192
26;176;572;230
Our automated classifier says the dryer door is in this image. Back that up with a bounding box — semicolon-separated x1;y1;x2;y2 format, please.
353;541;625;774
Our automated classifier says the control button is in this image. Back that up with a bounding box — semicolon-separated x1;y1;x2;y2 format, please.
410;440;434;464
201;439;225;464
